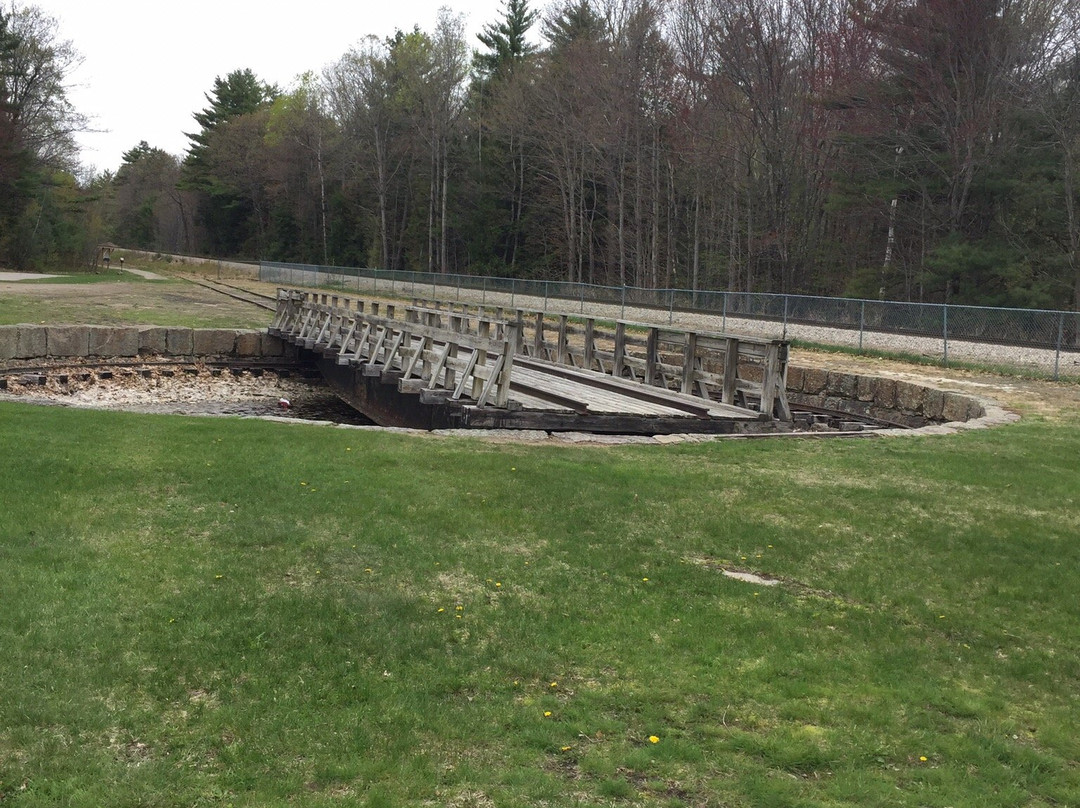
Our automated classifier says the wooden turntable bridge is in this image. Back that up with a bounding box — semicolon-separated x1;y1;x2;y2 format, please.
269;289;791;435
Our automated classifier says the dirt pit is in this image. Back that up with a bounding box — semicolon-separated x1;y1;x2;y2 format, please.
0;361;375;425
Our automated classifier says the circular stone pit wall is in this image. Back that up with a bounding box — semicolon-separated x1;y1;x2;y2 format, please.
785;365;985;428
0;324;291;362
2;325;994;431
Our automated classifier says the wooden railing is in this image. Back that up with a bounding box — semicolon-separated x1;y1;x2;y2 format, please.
270;290;519;408
409;298;791;419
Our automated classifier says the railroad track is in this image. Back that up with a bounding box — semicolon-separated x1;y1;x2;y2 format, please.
182;276;279;310
0;358;319;390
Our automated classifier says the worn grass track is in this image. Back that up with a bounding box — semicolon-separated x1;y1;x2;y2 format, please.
1;401;1077;807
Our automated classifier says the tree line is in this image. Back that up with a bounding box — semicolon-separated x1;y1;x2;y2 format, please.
3;0;1080;310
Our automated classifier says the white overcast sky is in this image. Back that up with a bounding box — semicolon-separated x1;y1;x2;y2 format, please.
31;0;513;174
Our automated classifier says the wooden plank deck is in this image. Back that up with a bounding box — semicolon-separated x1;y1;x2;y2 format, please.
271;289;783;434
507;358;760;419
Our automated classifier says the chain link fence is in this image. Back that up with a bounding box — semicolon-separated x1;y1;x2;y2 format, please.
260;261;1080;380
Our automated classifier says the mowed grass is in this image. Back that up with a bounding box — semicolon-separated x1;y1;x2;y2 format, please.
14;271;159;285
0;278;268;329
1;403;1078;807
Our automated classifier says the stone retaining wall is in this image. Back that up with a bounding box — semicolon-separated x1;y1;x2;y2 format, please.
0;325;290;362
785;365;985;427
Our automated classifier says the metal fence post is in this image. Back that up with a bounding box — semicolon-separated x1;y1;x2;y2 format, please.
722;292;728;333
511;278;516;309
580;283;585;314
943;304;949;365
544;281;549;311
621;286;626;320
1055;311;1064;381
782;295;789;341
668;290;675;324
482;276;487;306
859;301;865;352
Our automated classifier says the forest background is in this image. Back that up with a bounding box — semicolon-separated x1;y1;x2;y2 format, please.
3;0;1080;310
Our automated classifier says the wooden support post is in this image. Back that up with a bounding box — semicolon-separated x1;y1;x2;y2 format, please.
401;334;426;379
760;344;778;417
533;311;544;358
471;320;490;400
645;328;659;387
495;323;519;407
722;337;739;405
337;321;358;359
681;332;697;396
614;322;627;378
584;319;595;371
557;315;568;366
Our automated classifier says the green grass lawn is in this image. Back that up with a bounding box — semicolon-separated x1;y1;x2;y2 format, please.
1;403;1077;806
0;276;269;330
11;271;161;284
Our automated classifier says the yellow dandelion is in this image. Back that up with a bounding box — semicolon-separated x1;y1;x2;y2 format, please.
544;711;552;717
561;746;572;752
919;756;928;762
437;608;445;613
550;681;558;688
495;582;502;588
649;735;660;744
456;605;464;611
642;577;649;582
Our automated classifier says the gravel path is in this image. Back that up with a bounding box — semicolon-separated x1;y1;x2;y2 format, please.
340;278;1079;377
